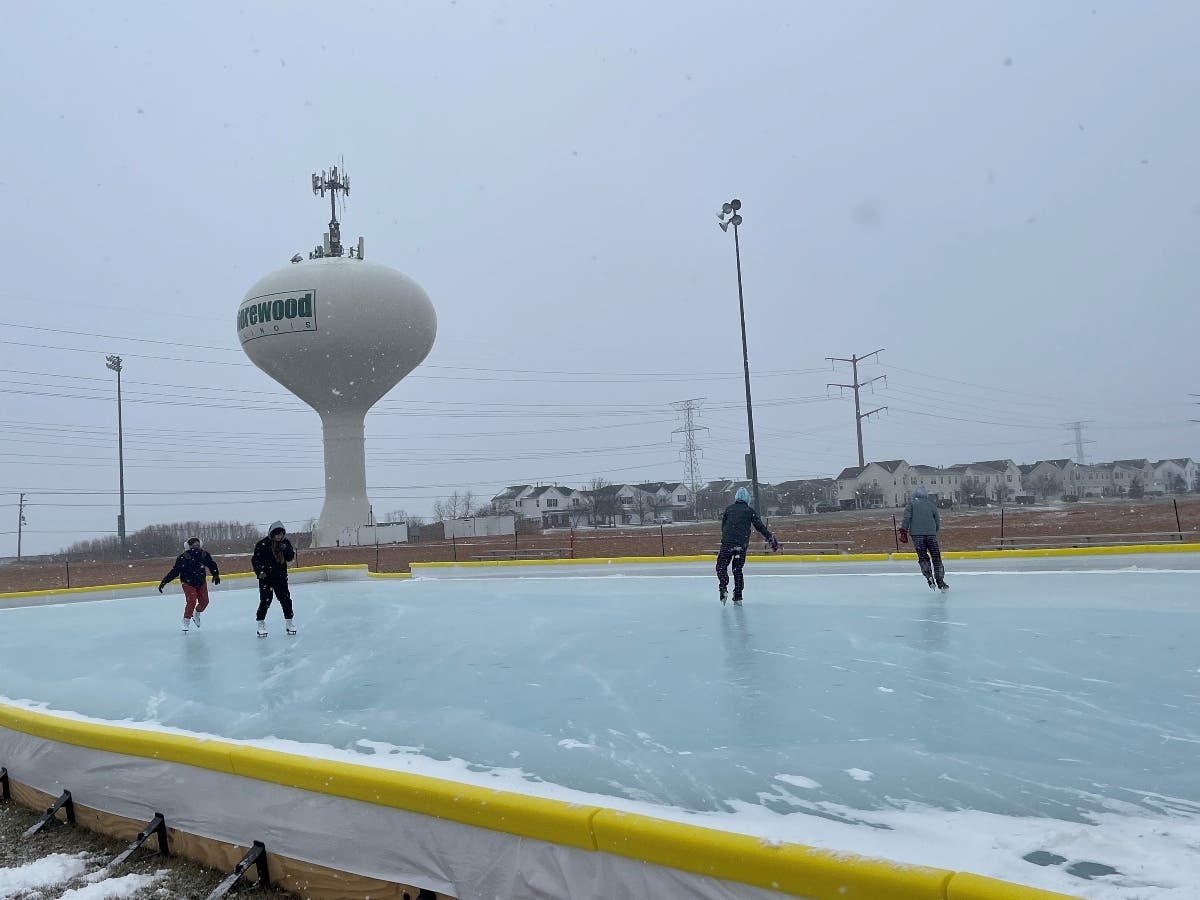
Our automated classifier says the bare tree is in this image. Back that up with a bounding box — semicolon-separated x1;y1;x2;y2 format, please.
433;488;476;520
958;475;984;503
1028;472;1063;500
584;478;620;527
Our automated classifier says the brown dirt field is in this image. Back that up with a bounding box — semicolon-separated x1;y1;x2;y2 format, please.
2;496;1197;594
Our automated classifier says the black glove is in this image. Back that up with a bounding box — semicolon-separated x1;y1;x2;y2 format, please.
158;582;165;593
769;537;780;552
212;575;221;585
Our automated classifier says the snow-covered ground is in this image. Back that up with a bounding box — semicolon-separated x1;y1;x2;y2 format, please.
2;561;1198;898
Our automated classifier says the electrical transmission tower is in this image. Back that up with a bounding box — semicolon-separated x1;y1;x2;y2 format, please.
826;349;887;467
672;399;708;516
1191;394;1199;424
1063;421;1095;463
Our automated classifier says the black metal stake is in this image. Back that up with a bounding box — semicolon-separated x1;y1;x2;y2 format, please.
22;790;75;838
660;523;666;556
1174;498;1183;541
892;514;900;553
107;813;169;868
1001;504;1006;541
204;841;270;900
451;532;457;562
0;766;10;801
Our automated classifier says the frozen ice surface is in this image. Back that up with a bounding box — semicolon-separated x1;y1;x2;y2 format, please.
2;562;1198;898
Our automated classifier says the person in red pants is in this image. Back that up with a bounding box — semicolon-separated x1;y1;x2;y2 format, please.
159;537;221;632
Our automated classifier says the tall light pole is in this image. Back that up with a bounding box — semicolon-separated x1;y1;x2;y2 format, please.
718;198;761;514
105;354;127;551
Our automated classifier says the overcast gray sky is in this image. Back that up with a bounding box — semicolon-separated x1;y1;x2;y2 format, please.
2;1;1198;555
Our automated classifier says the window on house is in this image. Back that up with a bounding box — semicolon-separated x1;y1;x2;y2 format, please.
677;494;687;503
546;499;558;507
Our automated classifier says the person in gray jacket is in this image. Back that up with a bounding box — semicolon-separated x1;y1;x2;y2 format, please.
900;485;949;591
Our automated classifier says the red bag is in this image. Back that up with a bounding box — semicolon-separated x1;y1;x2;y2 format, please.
898;527;909;544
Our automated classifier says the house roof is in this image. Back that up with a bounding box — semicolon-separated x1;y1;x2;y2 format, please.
492;485;530;501
1113;459;1150;468
874;460;907;473
526;485;572;499
1156;458;1194;466
1035;459;1074;469
909;464;943;474
970;459;1015;472
836;466;865;480
1019;464;1037;474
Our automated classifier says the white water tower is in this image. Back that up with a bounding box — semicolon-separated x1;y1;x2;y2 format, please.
238;165;437;547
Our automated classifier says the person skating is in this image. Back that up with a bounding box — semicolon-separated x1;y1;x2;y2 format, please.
159;537;220;632
252;521;296;636
716;487;779;605
900;485;949;591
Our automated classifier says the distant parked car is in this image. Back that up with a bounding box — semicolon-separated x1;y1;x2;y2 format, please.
1015;495;1036;505
814;503;839;513
1061;494;1080;502
936;498;954;509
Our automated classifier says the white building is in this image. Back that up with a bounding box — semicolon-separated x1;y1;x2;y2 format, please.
1153;458;1197;494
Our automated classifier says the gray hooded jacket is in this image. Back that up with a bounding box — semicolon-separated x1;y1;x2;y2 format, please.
902;485;940;536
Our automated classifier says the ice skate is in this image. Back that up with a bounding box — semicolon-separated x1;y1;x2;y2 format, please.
191;611;201;629
181;618;190;633
732;593;743;605
285;619;297;636
719;585;728;605
256;621;268;638
937;580;950;593
926;575;937;590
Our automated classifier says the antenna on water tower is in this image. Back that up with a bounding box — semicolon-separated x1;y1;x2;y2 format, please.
310;162;364;260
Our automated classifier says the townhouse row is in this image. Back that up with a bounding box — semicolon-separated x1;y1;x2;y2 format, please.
486;457;1197;527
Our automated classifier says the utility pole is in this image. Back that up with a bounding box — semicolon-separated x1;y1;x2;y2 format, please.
827;349;887;467
671;399;708;518
1063;420;1094;464
106;354;127;551
1190;394;1199;424
17;493;27;560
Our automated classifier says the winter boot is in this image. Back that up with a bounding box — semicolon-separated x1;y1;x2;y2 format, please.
181;618;190;633
285;619;297;636
256;620;268;638
192;611;201;629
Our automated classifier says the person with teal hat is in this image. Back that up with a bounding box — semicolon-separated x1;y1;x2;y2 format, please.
716;486;779;604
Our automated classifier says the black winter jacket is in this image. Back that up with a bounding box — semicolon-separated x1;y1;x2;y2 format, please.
252;536;295;580
720;501;775;549
161;548;219;588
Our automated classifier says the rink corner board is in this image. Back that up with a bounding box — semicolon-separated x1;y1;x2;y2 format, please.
0;701;1080;900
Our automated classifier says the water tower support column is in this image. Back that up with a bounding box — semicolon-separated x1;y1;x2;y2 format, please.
314;411;369;547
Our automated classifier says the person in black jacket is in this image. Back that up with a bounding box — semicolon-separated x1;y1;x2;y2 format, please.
159;537;220;633
717;487;779;605
252;521;296;636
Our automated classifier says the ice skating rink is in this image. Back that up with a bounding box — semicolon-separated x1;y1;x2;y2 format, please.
1;554;1197;898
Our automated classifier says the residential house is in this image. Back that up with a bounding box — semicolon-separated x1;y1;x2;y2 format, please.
1153;458;1197;494
530;485;586;527
836;460;911;508
962;460;1024;502
489;485;531;515
1023;459;1076;499
1110;459;1154;496
634;482;694;522
774;478;837;514
1067;463;1115;497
